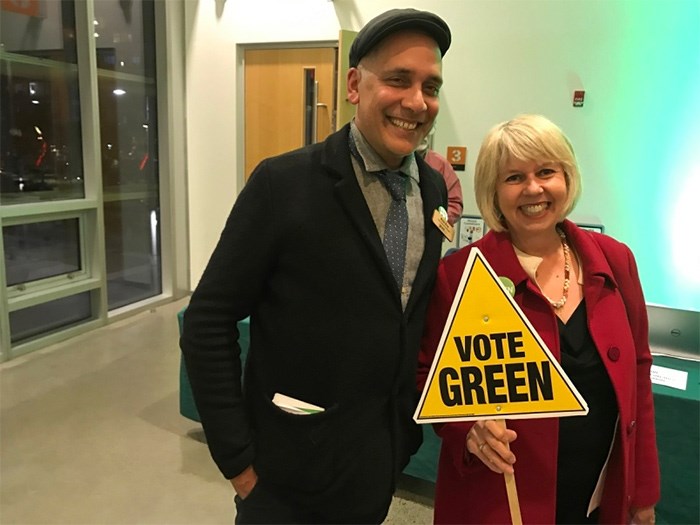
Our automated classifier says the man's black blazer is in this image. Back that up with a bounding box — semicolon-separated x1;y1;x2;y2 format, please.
181;123;448;521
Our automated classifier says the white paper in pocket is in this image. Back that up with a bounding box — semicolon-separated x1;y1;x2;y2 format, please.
272;393;324;415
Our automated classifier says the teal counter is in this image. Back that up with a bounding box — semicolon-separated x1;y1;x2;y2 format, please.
651;355;699;525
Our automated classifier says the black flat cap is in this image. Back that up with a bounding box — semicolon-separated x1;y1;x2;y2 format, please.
349;8;451;68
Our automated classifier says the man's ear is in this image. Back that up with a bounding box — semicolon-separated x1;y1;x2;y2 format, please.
347;67;360;105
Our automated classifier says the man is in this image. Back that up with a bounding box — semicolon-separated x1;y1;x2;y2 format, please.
417;128;464;225
181;8;451;524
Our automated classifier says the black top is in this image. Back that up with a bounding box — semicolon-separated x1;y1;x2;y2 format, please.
556;300;618;524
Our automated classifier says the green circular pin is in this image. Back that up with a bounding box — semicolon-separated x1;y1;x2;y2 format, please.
499;276;515;297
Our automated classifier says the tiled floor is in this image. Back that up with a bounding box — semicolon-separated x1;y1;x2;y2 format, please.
0;298;434;524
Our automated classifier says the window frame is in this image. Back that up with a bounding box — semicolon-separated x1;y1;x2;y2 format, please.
3;210;92;299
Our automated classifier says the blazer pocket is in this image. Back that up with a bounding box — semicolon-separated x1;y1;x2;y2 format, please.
252;393;343;492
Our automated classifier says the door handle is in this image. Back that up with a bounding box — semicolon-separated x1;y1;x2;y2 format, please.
312;80;319;144
303;68;317;145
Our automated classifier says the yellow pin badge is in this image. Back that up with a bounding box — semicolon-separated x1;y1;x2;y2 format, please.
414;248;588;423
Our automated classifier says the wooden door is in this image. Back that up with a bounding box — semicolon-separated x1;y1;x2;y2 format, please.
244;47;336;180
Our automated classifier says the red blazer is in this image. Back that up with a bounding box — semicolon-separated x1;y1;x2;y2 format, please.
417;220;660;524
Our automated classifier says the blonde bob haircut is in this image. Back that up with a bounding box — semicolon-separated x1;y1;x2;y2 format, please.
474;114;582;232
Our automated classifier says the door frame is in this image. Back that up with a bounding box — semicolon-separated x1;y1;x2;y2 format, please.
235;41;338;190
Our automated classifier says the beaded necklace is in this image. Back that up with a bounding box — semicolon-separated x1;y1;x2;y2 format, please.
545;227;570;309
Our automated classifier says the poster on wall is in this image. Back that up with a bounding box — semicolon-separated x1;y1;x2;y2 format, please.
457;215;486;248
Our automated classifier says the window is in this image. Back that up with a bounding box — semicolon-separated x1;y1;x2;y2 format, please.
0;1;84;204
93;0;162;309
9;291;93;344
3;217;82;287
0;0;176;360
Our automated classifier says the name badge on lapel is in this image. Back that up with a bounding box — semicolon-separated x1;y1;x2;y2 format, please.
432;206;454;242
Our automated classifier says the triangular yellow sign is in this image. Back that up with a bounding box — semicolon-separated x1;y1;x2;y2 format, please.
415;248;588;423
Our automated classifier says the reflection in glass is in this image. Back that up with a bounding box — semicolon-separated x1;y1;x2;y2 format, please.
0;1;84;204
9;291;92;344
3;219;81;287
93;0;162;309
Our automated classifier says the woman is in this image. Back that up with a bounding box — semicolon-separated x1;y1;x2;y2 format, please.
417;115;659;524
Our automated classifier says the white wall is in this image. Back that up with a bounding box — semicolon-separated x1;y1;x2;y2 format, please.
184;0;339;285
184;0;700;310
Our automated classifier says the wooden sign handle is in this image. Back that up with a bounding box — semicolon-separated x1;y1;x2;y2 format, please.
497;419;522;525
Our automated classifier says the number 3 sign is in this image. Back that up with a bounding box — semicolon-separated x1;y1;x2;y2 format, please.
446;146;467;171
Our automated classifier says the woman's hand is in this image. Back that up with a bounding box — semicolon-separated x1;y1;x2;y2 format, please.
466;419;517;474
630;506;655;525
